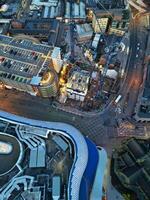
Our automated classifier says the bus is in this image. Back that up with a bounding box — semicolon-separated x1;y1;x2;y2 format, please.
114;95;122;104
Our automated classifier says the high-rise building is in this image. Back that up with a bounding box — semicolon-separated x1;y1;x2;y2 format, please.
51;47;63;73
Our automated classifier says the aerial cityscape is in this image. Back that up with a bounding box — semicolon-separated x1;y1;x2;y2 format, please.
0;0;150;200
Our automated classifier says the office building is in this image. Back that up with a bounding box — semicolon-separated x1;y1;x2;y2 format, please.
76;23;93;43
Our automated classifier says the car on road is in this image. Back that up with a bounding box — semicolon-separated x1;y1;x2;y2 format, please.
20;67;24;72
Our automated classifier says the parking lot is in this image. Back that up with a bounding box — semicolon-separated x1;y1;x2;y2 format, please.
0;34;52;54
0;34;54;78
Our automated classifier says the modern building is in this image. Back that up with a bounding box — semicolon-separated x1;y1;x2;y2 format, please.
0;34;60;97
111;137;150;200
0;110;108;200
91;33;101;49
76;23;93;43
66;70;90;101
51;47;63;73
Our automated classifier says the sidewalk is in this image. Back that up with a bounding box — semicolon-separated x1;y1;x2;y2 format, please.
106;160;125;200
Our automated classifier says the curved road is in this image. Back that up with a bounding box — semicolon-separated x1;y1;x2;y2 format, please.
0;13;149;154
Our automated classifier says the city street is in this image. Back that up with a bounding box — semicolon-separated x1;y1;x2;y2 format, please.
0;13;149;156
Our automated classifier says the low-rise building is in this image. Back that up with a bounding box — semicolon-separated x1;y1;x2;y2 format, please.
66;70;90;101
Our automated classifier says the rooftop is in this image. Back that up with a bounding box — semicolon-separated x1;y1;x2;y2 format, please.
0;133;22;176
0;34;55;81
112;138;150;200
67;70;90;95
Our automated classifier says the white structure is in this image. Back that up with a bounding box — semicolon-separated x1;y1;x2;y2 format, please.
52;176;61;200
106;69;118;80
0;141;12;154
128;0;146;12
51;47;63;73
43;6;49;18
92;33;101;49
90;148;108;200
66;70;90;101
0;4;9;12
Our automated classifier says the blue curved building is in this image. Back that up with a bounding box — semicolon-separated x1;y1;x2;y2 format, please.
0;110;107;200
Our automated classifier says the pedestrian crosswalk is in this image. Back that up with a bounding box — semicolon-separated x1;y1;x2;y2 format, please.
117;121;145;137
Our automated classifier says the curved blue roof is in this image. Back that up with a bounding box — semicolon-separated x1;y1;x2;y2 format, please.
0;110;88;200
0;110;103;200
79;138;99;200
